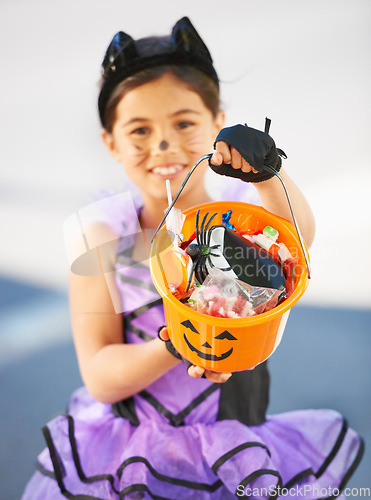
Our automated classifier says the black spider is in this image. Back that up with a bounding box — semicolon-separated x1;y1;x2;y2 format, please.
185;210;231;290
185;210;287;293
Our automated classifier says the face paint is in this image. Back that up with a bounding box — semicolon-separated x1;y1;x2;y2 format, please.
159;140;169;151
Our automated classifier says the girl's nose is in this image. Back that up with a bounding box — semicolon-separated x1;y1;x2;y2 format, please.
158;140;169;151
151;128;179;155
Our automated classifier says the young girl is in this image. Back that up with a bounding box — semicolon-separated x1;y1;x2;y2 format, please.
22;17;363;499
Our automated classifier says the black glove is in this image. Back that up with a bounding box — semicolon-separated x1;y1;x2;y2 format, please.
209;123;286;183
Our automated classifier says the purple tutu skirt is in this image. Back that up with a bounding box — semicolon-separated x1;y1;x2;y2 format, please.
22;386;363;500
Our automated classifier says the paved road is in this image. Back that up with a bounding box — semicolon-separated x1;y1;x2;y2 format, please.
0;277;369;498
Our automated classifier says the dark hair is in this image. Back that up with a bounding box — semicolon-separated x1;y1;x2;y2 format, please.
100;36;221;132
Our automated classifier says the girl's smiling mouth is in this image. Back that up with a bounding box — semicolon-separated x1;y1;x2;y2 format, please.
149;163;187;179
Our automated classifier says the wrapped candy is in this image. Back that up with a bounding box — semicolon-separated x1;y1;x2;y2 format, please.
187;268;283;319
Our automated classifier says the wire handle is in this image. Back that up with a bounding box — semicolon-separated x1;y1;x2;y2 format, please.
151;151;311;280
261;164;311;278
151;154;212;242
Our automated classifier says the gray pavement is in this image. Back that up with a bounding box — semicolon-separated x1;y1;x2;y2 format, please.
0;277;369;499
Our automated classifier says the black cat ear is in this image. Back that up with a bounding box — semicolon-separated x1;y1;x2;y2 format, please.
98;17;219;128
102;31;138;75
171;17;213;62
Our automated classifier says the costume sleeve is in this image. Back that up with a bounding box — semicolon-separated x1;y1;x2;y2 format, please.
63;188;142;277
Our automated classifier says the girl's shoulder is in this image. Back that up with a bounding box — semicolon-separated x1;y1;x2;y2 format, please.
64;189;142;276
81;189;142;236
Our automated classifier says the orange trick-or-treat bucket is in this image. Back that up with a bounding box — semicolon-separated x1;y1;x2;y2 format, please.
150;201;309;372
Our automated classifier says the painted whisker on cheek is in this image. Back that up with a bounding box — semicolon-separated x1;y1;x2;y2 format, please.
134;161;147;169
189;147;211;156
133;154;149;167
186;139;213;154
186;136;206;146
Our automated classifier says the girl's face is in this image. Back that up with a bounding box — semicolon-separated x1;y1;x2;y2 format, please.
102;73;224;204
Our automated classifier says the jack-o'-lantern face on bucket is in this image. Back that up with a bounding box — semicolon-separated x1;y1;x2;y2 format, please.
150;201;309;372
181;320;237;361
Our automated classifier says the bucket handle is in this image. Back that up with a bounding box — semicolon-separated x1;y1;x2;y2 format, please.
261;163;311;279
151;153;213;241
152;151;311;279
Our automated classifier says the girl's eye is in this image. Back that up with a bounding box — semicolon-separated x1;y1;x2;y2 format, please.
176;121;194;130
131;127;150;135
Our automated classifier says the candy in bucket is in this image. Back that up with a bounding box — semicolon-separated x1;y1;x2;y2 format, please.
150;201;309;372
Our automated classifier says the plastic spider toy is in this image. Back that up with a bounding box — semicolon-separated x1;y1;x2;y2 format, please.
184;210;287;292
185;211;231;288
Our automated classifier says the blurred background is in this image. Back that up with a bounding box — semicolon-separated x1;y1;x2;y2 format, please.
1;0;370;498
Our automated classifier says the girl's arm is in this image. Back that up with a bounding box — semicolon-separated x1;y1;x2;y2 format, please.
70;223;230;404
69;223;180;404
253;169;315;248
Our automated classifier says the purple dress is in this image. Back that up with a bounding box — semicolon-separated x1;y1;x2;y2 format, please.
22;184;363;499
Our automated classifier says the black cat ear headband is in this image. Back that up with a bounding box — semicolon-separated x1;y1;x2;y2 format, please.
98;17;219;128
